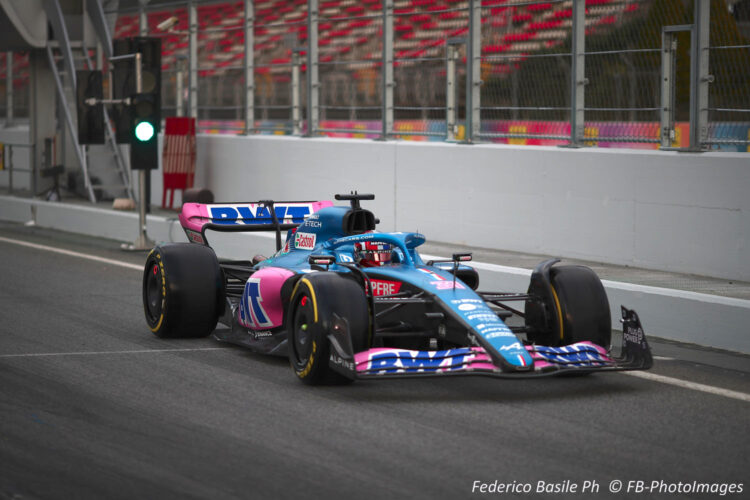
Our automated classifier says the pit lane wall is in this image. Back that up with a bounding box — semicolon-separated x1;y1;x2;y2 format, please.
1;195;749;354
186;134;748;282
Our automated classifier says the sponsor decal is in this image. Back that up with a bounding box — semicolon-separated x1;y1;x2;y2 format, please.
431;280;465;290
458;303;476;311
366;279;402;297
337;233;377;244
338;253;354;263
623;325;645;346
367;348;475;374
418;268;445;281
253;330;273;339
208;203;313;225
240;279;273;328
499;342;523;351
467;313;502;322
295;232;317;250
484;330;516;340
185;229;205;244
329;353;355;372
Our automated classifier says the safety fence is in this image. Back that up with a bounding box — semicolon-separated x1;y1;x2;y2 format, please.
5;0;746;151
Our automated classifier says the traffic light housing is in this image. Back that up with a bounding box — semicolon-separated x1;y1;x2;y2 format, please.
76;70;105;144
130;92;159;169
124;37;161;170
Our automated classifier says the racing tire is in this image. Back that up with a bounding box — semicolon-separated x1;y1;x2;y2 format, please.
526;264;611;349
288;273;370;385
143;243;224;338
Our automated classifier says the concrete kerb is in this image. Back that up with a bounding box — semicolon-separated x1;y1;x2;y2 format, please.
2;195;748;354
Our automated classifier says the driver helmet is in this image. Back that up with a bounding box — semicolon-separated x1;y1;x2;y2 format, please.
354;241;393;267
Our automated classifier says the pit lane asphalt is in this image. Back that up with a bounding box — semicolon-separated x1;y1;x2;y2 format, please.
1;222;748;500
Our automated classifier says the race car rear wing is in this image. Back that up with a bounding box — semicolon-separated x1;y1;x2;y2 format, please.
179;200;333;249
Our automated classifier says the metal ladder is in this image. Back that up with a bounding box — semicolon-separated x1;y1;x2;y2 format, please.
47;44;134;203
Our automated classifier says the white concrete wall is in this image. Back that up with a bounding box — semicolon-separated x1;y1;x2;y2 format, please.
3;195;749;353
190;134;750;281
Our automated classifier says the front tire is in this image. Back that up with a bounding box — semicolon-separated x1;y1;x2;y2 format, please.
526;263;611;349
288;273;370;385
143;243;224;338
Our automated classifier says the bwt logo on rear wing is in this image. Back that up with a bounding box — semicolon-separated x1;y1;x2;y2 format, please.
209;203;316;225
179;201;333;244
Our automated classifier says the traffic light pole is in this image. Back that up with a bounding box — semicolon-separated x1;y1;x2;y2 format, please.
123;51;155;251
85;50;157;251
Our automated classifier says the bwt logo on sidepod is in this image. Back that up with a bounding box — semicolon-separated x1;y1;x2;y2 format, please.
209;204;312;224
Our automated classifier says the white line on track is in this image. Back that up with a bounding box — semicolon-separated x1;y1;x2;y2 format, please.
0;235;142;271
2;234;748;402
0;348;230;358
621;371;750;403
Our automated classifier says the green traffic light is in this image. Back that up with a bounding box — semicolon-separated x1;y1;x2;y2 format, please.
135;121;155;142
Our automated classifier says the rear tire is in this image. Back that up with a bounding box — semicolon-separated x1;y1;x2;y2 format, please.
143;244;224;338
526;264;611;349
288;273;370;385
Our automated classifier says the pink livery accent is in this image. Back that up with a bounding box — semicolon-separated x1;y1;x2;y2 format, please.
354;347;499;375
179;201;334;236
238;267;295;330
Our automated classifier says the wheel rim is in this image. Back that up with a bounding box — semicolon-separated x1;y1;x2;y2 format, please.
292;294;313;367
145;260;162;323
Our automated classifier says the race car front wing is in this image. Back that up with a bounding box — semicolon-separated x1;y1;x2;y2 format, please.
330;307;652;380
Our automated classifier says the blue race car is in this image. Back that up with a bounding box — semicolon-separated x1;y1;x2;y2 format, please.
143;193;652;384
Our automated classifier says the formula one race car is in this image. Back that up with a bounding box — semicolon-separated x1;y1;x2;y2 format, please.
142;193;652;384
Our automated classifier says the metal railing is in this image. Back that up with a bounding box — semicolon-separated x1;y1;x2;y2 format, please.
82;0;750;151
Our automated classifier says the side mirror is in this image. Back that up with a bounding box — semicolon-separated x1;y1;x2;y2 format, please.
309;254;336;270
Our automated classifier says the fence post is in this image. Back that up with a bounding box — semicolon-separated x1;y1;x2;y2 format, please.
292;50;302;135
569;0;585;146
188;0;198;120
244;0;254;134
446;42;460;141
660;29;676;149
465;0;481;143
7;145;12;194
5;52;12;127
306;0;319;136
381;0;394;139
692;0;710;150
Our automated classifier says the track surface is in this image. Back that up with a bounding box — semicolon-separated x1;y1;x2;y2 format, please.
1;223;748;500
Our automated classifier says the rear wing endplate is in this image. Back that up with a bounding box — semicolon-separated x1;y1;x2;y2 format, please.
179;200;333;249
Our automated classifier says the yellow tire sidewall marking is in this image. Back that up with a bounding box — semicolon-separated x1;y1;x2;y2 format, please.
149;252;167;333
550;285;564;342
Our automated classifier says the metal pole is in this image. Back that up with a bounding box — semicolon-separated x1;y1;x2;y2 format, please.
6;51;12;126
446;44;457;141
188;0;198;120
7;145;12;194
176;64;184;117
569;0;585;146
465;0;481;143
306;0;319;136
381;0;393;139
124;49;154;251
244;0;254;134
692;0;710;150
139;7;147;36
292;50;301;135
660;30;675;149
